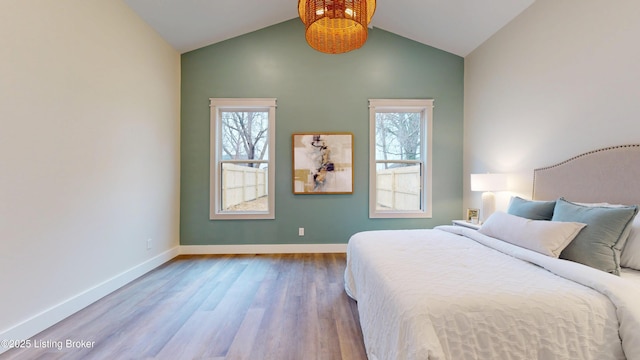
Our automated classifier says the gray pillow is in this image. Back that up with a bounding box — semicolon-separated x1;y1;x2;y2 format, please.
552;198;638;275
507;196;556;220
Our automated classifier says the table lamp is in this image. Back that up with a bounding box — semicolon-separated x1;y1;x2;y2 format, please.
470;173;508;223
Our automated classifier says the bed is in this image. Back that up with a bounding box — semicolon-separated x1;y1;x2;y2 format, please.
345;145;640;360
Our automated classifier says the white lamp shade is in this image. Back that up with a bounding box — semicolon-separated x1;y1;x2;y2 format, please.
470;173;508;192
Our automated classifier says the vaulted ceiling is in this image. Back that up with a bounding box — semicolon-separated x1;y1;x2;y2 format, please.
123;0;534;57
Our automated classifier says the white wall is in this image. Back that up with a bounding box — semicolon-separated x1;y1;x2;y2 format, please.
464;0;640;213
0;0;180;343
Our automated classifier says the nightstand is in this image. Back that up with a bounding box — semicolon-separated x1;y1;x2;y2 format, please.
452;220;481;230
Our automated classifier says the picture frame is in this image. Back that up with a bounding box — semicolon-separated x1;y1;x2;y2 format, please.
466;208;480;224
292;133;354;194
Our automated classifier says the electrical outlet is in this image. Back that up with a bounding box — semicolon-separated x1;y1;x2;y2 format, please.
298;227;304;236
146;238;152;250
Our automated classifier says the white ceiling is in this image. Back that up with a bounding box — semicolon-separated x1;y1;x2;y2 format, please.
123;0;534;57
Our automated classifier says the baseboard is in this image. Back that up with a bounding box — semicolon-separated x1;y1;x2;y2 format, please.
180;243;347;255
0;247;180;354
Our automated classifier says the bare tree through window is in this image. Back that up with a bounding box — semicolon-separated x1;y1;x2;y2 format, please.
221;111;269;165
375;112;421;167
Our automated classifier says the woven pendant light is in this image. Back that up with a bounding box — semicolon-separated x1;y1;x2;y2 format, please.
298;0;376;54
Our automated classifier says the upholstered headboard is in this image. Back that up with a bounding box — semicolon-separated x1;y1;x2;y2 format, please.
533;144;640;205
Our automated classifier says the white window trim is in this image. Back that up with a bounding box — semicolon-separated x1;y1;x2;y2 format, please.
209;98;276;220
368;99;434;219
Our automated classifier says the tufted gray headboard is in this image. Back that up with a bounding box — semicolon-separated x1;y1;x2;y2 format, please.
532;144;640;206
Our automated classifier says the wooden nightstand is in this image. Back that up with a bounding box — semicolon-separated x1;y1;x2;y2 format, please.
452;220;481;230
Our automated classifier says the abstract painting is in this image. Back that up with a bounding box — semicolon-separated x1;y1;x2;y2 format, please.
292;133;353;194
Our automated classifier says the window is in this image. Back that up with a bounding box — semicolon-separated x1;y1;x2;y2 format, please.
368;99;433;218
210;98;276;220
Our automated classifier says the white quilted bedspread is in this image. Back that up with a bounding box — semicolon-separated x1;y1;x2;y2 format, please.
344;226;640;360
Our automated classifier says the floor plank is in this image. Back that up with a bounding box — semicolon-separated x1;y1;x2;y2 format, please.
1;254;367;360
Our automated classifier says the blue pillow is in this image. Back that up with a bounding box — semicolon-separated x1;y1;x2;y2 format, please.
552;198;638;275
507;196;556;220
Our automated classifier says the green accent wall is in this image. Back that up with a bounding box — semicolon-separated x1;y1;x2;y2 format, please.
180;19;463;245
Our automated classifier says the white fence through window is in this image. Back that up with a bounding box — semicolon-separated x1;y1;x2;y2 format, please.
376;165;421;210
222;163;268;210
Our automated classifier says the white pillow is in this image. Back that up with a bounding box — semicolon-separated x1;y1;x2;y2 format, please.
621;214;640;270
479;211;586;258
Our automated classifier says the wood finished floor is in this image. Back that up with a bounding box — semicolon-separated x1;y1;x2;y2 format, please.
2;254;367;360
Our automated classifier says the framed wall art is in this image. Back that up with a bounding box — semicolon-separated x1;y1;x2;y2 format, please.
292;133;354;194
